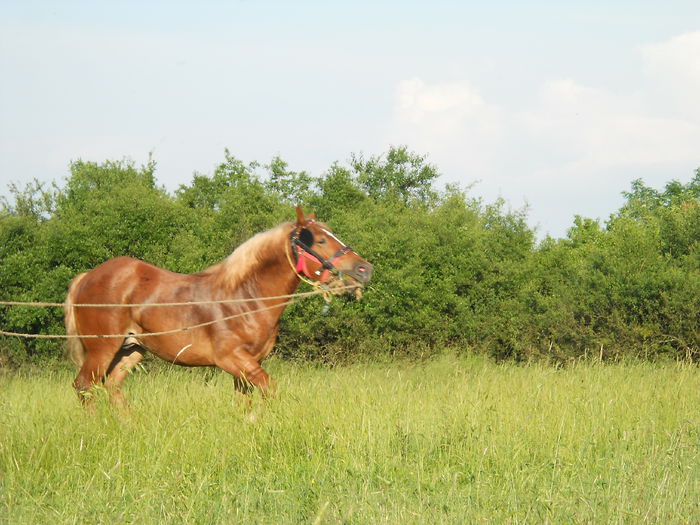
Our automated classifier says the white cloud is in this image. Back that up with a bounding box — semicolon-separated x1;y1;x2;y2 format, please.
388;78;506;178
642;31;700;117
396;78;494;123
387;32;700;236
522;78;700;169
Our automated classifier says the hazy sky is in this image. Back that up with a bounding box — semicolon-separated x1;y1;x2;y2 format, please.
1;1;699;238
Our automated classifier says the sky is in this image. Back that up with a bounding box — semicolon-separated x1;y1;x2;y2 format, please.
1;1;699;239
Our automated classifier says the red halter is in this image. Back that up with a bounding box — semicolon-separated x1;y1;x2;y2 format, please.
290;228;353;282
295;245;352;282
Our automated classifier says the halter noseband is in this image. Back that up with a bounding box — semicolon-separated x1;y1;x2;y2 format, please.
289;227;353;283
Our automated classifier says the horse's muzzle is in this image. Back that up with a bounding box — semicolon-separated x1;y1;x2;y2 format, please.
341;261;373;284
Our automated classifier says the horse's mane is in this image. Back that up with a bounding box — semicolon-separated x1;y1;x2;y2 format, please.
204;222;293;292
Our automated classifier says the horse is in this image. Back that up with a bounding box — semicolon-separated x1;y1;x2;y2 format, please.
64;206;373;406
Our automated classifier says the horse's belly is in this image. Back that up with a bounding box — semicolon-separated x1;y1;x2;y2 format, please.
138;332;215;366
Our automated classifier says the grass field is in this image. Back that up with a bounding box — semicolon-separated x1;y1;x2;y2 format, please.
1;354;698;524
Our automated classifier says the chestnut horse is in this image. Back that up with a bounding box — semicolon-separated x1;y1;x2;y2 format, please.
64;207;373;405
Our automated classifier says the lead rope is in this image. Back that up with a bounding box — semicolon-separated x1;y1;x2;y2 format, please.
0;298;298;339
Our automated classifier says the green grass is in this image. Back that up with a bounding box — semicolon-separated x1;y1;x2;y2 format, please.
1;354;699;524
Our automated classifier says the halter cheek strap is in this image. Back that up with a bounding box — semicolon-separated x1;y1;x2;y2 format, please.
295;250;320;279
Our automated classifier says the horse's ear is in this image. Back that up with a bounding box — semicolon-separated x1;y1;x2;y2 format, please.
308;211;316;221
295;205;305;226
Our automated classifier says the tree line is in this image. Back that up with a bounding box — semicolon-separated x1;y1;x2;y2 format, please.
1;147;698;365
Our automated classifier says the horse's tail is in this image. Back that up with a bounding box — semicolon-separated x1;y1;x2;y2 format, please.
64;272;88;367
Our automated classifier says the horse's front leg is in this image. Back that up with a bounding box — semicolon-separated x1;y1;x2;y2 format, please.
215;346;274;398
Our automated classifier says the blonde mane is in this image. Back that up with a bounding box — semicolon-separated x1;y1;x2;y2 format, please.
207;222;293;291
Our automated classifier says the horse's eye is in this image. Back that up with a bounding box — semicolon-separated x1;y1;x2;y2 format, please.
318;237;327;245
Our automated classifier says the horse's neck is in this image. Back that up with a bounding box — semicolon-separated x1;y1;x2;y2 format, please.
206;229;300;301
248;254;301;301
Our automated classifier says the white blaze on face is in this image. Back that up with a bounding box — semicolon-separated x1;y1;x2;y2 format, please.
321;228;349;249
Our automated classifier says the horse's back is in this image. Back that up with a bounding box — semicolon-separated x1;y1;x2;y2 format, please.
74;257;182;304
86;256;169;278
70;257;205;336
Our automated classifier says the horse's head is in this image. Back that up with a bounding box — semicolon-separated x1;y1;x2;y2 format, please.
289;206;373;298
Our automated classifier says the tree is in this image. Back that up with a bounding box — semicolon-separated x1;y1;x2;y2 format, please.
265;156;314;205
351;146;439;204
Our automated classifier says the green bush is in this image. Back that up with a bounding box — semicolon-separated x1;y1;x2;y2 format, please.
1;151;698;364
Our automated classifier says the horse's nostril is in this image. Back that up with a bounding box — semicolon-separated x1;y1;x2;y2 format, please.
340;262;373;284
353;262;373;282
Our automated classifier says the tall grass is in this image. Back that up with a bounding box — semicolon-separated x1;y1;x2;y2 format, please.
1;355;698;523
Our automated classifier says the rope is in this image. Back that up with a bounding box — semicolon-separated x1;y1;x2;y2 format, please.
0;299;298;339
0;285;355;340
0;288;341;308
